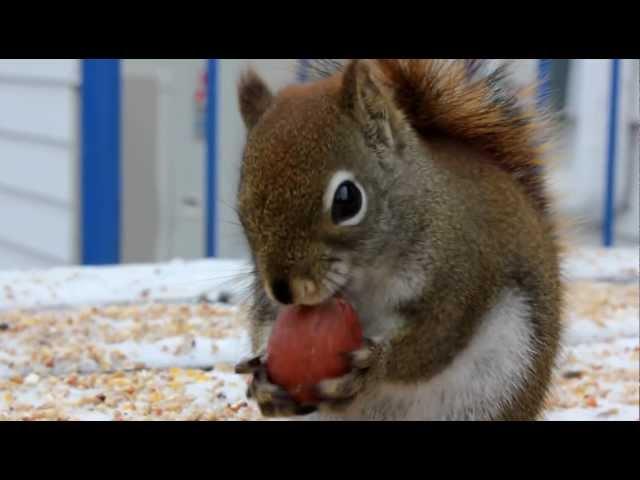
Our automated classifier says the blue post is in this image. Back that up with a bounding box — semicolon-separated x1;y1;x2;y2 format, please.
206;59;218;257
81;59;121;265
603;59;621;247
297;59;310;83
537;59;553;108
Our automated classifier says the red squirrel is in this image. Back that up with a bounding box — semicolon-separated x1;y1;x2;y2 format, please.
234;59;563;420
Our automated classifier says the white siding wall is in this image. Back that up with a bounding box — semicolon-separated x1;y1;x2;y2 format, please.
0;59;635;271
550;60;638;230
0;59;79;269
617;59;640;241
118;59;298;263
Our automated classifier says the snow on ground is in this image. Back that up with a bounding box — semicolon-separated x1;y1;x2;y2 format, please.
0;303;258;421
0;258;253;312
0;367;259;421
563;281;638;345
0;246;637;420
0;304;251;379
562;246;639;282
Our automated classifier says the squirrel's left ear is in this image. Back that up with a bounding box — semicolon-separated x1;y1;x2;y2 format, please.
238;67;273;131
341;60;407;153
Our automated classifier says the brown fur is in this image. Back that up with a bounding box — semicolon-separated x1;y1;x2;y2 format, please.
367;137;563;419
378;60;552;212
311;59;555;214
236;59;564;420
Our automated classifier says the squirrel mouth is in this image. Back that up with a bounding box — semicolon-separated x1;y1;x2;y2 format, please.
298;289;349;309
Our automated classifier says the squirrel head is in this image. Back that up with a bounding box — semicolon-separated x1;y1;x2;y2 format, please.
237;60;554;308
237;60;423;306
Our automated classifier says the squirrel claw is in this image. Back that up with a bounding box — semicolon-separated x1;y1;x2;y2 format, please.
236;353;316;418
314;371;365;403
234;354;264;374
314;337;380;408
345;337;377;370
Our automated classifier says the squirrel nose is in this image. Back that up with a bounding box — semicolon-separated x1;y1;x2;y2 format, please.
271;278;293;305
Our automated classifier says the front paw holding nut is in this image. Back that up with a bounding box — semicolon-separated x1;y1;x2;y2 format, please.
235;354;317;417
236;337;381;417
312;337;380;412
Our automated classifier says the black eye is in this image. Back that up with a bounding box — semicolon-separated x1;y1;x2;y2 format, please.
331;181;363;224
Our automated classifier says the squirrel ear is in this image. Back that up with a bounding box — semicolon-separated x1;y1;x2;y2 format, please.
341;60;404;152
238;68;273;131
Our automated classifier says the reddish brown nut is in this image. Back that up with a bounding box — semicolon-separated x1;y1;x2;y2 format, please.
266;297;362;404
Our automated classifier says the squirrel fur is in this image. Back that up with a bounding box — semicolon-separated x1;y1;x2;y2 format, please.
234;59;564;421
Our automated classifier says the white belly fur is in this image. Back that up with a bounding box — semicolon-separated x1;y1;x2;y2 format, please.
308;288;535;420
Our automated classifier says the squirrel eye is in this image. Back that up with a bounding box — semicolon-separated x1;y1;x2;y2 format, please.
332;180;364;225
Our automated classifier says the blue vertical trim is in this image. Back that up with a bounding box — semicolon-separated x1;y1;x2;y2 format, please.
81;60;121;265
206;59;218;257
603;59;621;248
537;59;553;108
297;59;310;83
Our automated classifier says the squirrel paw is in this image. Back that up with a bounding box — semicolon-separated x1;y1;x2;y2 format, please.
313;337;379;411
235;354;318;417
